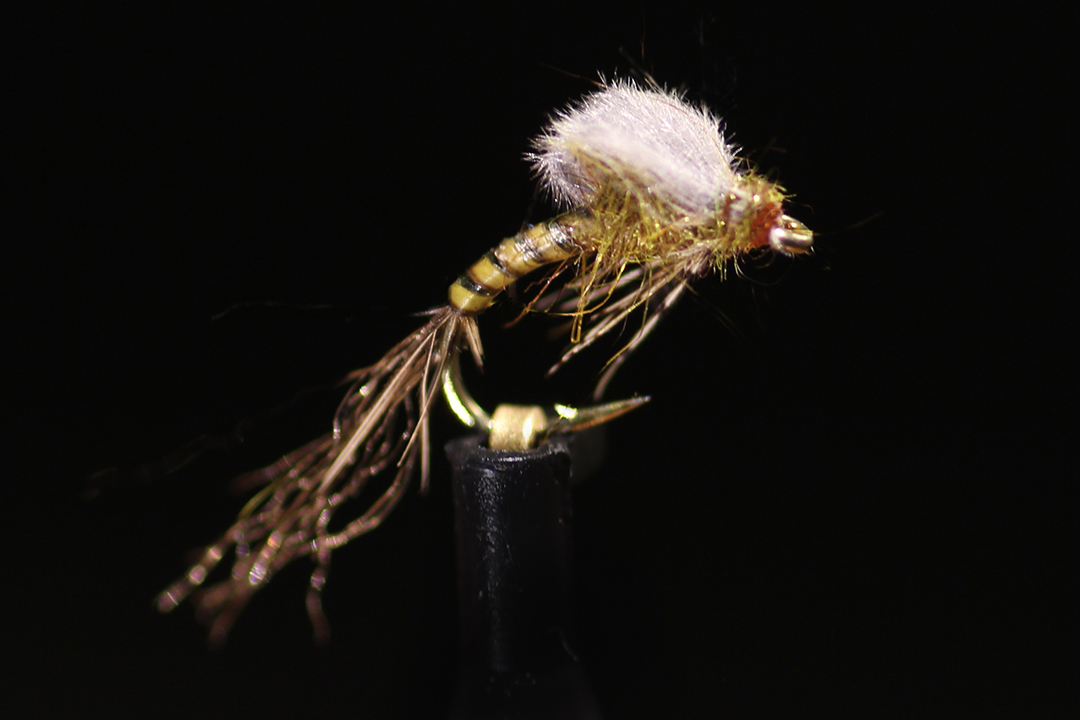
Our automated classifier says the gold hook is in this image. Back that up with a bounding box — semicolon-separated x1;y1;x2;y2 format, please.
441;348;649;451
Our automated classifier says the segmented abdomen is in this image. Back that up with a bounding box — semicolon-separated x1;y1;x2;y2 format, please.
448;216;581;315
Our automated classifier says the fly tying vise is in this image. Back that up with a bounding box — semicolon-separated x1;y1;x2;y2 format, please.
156;80;812;643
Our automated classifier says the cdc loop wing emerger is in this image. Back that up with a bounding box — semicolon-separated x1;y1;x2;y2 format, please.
157;80;812;644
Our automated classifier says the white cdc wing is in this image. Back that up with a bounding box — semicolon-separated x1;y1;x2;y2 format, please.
530;81;739;217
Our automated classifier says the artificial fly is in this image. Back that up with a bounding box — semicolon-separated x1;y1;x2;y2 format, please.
156;80;812;644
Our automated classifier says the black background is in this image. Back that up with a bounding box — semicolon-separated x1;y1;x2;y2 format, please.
6;3;1075;718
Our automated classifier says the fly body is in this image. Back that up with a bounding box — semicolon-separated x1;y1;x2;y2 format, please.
158;79;812;643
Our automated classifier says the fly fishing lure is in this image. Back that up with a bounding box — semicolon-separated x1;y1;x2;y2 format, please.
156;80;812;643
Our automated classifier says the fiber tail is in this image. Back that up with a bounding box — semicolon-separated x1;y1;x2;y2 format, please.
155;307;478;644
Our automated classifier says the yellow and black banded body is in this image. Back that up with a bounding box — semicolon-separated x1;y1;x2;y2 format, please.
448;214;585;316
